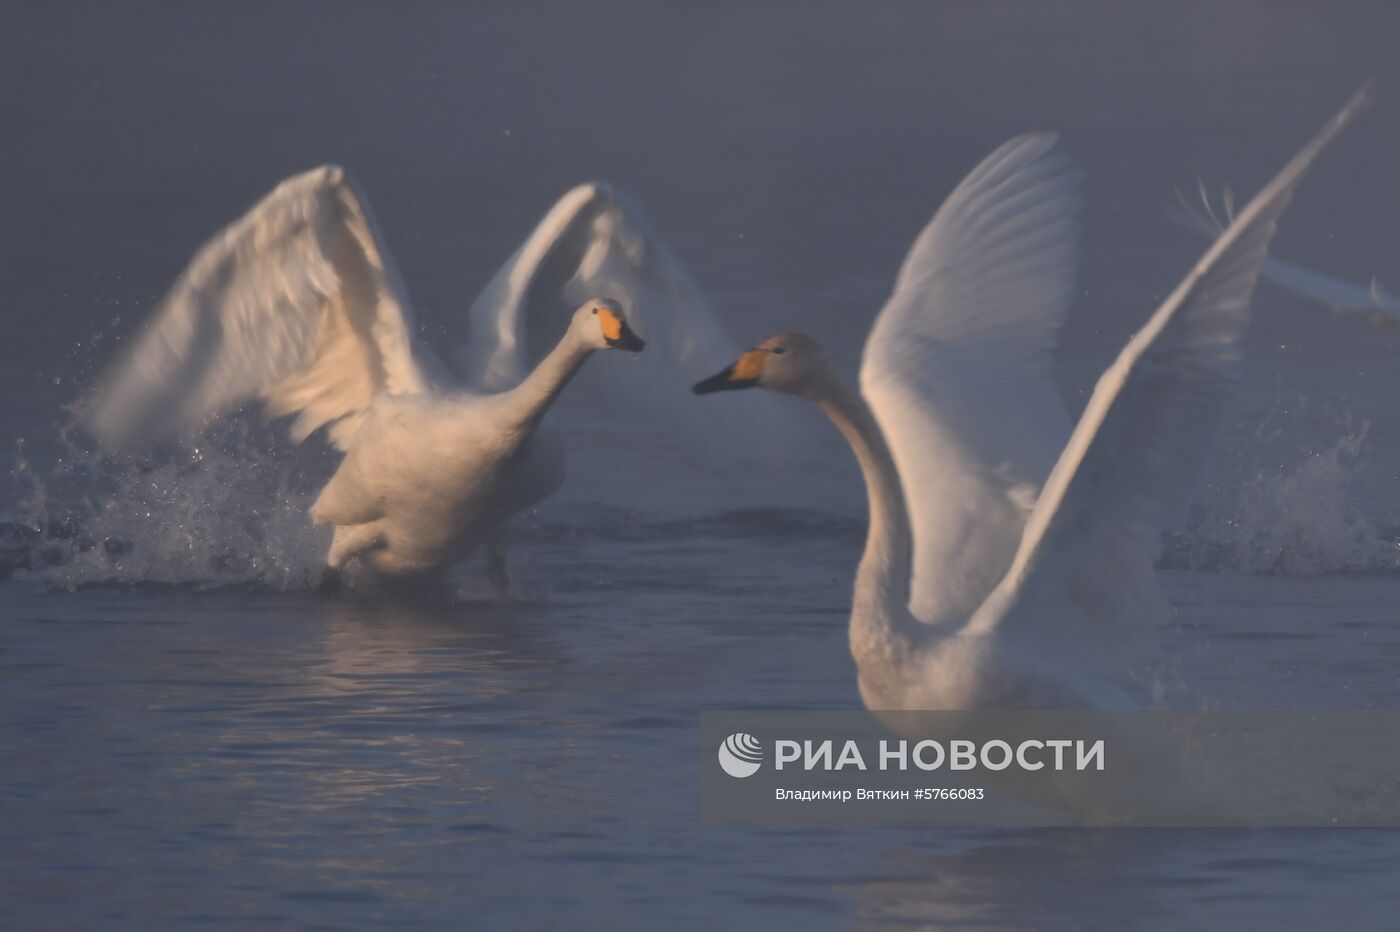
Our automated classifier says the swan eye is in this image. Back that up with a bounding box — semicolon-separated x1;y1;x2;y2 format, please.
771;346;786;355
592;308;599;314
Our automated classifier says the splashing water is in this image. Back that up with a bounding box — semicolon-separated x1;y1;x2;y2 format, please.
1166;424;1400;575
5;403;1399;591
4;417;331;589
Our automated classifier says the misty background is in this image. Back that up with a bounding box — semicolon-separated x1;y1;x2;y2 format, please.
5;3;1400;577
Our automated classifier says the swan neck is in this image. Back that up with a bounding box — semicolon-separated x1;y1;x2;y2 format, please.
502;330;592;429
815;375;919;670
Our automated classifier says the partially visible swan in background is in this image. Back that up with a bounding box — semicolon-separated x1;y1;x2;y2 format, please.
84;168;789;587
1173;182;1400;325
694;88;1368;710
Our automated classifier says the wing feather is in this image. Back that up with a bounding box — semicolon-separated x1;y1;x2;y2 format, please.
974;84;1372;641
860;134;1084;626
85;166;433;451
1174;185;1400;324
456;183;804;460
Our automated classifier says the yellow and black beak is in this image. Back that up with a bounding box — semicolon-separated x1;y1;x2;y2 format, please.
606;321;645;352
598;307;646;352
691;349;766;394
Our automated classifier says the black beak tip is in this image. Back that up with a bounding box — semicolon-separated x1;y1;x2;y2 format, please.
607;325;646;352
692;367;755;395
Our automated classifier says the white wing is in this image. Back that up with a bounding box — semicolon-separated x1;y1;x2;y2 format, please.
85;166;436;451
1174;185;1400;324
859;134;1083;627
974;85;1371;642
456;182;803;458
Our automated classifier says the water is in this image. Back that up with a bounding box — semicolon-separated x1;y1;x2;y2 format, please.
6;2;1400;928
7;565;1400;927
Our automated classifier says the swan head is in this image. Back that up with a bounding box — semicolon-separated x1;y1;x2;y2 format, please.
575;297;645;352
691;331;831;399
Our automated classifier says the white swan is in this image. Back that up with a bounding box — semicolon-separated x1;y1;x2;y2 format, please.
83;168;782;585
1174;182;1400;325
694;89;1368;710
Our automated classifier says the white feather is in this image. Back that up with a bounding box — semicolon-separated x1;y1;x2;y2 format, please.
972;82;1374;642
85;166;436;451
860;134;1082;627
1173;182;1400;324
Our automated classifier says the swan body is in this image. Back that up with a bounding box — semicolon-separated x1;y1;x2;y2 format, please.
696;89;1368;710
312;391;562;575
307;302;628;576
85;166;791;583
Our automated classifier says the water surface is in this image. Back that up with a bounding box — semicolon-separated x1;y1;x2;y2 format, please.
6;3;1400;928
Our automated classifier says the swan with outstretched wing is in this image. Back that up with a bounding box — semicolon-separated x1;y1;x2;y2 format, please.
85;168;775;587
455;181;804;459
694;87;1368;710
1173;182;1400;325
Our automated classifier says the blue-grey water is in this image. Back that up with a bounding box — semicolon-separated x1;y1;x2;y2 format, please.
6;2;1400;928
